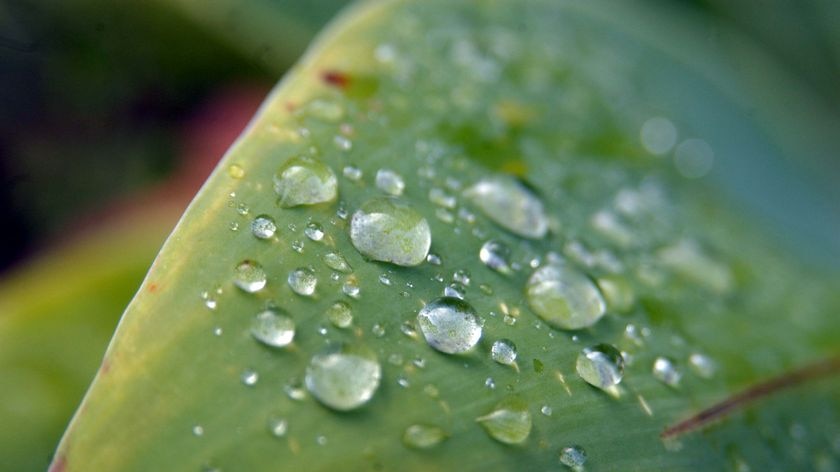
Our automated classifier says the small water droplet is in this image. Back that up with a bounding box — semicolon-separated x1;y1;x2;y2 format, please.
402;424;448;449
334;135;352;151
640;116;678;155
388;353;403;366
284;379;306;400
480;239;513;274
251;308;295;348
479;283;494;295
343;165;363;181
251;215;277;240
342;279;361;299
274;156;338;207
305;98;344;121
428;187;456;209
652;356;682;387
201;290;218;310
503;314;517;326
464;177;547;239
397;375;410;388
241;369;259;386
371;323;386;337
540;405;553;416
305;343;382;411
453;269;471;286
326;301;353;328
417;297;483;354
213;327;223;336
192;425;204;437
476;398;532;445
559;445;587;470
443;282;466;299
525;264;605;330
236;202;250;216
413;357;426;368
491;339;518;366
426;253;442;265
688;353;716;379
291;239;305;253
375;168;405;196
400;320;418;338
267;417;288;438
234;260;267;293
304;222;325;241
350;197;431;267
228;164;245;179
323;252;352;273
576;344;624;390
288;267;317;296
378;273;393;286
484;377;496;389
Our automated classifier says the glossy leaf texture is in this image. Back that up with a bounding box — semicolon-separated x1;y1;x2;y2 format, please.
53;1;840;471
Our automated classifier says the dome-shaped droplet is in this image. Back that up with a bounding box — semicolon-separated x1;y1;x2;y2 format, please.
305;343;382;411
375;168;405;196
688;353;716;379
350;197;431;267
251;308;295;348
595;275;635;313
323;252;352;273
417;297;482;354
464;176;547;239
241;369;259;386
304;222;325;241
288;267;317;296
402;424;448;449
476;398;532;445
491;339;518;365
273;156;337;208
233;260;267;293
652;357;682;387
525;264;605;330
326;301;353;328
576;344;624;389
480;239;513;274
251;215;277;239
559;445;587;469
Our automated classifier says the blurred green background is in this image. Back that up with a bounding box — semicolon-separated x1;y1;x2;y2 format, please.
0;0;838;470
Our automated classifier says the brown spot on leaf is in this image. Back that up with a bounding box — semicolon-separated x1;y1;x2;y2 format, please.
321;70;350;89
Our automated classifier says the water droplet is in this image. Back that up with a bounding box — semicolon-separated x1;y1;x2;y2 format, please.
334;135;352;151
491;339;518;365
323;252;352;273
428;187;456;208
596;275;635;313
387;353;403;366
201;290;218;310
235;202;249;216
304;222;325;241
640;117;678;155
443;282;466;299
476;398;532;445
342;279;361;299
288;267;317;296
525;264;605;330
674;138;714;178
400;320;418;338
350;197;431;267
503;314;517;326
305;99;344;122
273;156;337;208
559;445;587;469
397;375;410;388
426;253;442;265
343;165;363;181
378;273;393;286
192;425;204;437
251;215;277;240
652;357;682;387
305;343;382;411
284;379;306;400
464;177;547;239
540;405;553;416
484;377;496;389
234;260;267;293
241;369;259;386
480;240;513;274
371;323;386;337
688;353;716;379
402;424;448;449
213;327;223;336
251;308;295;348
453;269;471;286
268;417;288;438
326;301;353;328
417;297;482;354
375;168;405;196
228;163;245;179
576;344;624;390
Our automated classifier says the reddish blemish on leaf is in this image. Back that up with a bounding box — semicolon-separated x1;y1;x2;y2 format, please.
321;70;350;89
148;283;158;293
48;454;66;472
285;101;297;112
100;359;110;375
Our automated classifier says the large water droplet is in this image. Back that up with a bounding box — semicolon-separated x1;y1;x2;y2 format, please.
305;343;382;411
652;356;682;387
491;339;518;365
251;308;295;348
375;168;405;196
251;215;277;240
273;156;337;208
288;267;317;296
323;252;352;273
464;177;547;239
402;424;448;449
350;197;431;267
576;344;624;389
525;264;605;330
559;445;587;470
476;398;532;445
417;297;482;354
326;301;353;328
234;260;267;293
480;239;513;274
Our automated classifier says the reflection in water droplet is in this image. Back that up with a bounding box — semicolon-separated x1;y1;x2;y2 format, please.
305;343;382;411
375;168;405;196
640;117;677;155
476;398;532;444
559;445;587;469
417;297;482;354
323;252;352;273
480;239;513;274
653;357;682;387
576;344;624;390
304;222;325;241
241;369;259;386
288;267;317;296
402;424;448;449
525;264;605;330
251;308;295;348
234;260;267;293
491;339;518;365
273;156;337;207
350;197;431;267
688;353;716;379
464;177;547;239
326;301;353;328
251;215;277;239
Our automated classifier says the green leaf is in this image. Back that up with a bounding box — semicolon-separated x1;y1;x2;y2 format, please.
53;1;840;471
